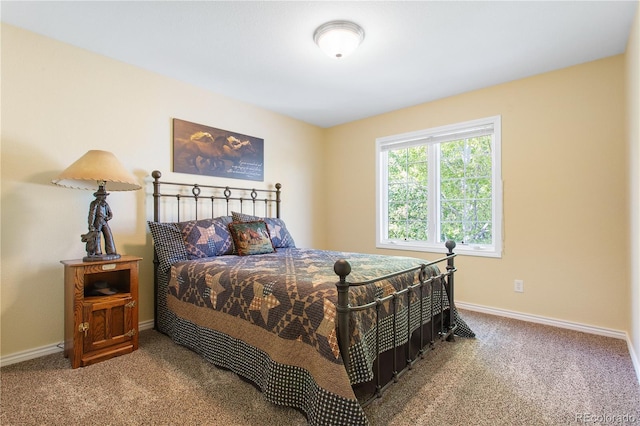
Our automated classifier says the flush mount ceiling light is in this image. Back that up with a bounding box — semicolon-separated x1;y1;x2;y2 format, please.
313;20;365;59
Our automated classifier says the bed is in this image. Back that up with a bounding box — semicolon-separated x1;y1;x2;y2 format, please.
148;170;473;425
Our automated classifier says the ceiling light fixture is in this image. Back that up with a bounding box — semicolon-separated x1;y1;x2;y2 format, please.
314;20;365;59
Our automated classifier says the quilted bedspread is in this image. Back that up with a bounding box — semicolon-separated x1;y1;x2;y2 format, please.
162;248;452;425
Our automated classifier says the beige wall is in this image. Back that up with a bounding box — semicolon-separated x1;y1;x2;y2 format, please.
1;19;637;362
325;55;629;332
0;24;326;356
627;3;640;370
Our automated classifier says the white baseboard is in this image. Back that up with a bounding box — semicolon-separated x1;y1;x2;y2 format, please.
457;301;640;385
626;333;640;387
0;343;64;368
0;319;155;368
456;301;627;338
139;319;154;330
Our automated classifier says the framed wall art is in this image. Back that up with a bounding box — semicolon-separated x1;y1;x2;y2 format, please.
173;118;264;181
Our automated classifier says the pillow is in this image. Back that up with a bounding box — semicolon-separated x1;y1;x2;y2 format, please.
231;211;258;222
210;215;234;255
176;216;234;258
231;211;296;248
147;221;188;272
228;220;275;256
263;218;296;248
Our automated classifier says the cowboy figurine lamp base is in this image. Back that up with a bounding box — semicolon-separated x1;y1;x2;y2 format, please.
81;183;121;262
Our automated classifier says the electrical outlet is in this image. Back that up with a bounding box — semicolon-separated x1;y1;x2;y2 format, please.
514;279;524;293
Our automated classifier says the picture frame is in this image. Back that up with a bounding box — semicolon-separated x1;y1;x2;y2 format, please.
173;118;264;181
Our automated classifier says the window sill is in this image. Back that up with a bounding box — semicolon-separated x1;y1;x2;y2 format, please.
376;241;502;258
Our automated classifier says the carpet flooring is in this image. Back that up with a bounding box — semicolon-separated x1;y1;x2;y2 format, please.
2;310;639;425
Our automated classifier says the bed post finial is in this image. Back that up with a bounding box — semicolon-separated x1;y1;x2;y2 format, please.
152;171;162;222
445;240;456;255
334;259;351;278
275;183;281;218
334;259;352;372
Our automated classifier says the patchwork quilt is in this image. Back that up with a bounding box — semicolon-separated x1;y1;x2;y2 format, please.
158;248;465;426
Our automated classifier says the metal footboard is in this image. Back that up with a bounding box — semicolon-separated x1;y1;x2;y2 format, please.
334;241;457;406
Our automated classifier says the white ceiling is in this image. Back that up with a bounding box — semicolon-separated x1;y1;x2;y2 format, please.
1;1;637;128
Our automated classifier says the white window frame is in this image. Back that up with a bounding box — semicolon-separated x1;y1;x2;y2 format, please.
376;115;502;258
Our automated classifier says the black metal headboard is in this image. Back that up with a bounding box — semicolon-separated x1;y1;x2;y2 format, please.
150;170;281;329
151;170;281;222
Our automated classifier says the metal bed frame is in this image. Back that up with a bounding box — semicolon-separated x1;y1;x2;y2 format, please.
150;170;458;407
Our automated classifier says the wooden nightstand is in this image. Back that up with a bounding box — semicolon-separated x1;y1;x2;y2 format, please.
61;255;142;368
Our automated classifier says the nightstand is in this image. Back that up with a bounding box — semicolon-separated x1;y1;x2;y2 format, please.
61;255;141;368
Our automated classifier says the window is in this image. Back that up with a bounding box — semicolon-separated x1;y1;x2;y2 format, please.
376;115;502;258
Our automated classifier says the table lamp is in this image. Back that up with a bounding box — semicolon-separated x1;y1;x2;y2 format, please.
52;150;141;262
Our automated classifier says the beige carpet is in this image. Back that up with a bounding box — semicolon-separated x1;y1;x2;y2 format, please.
2;310;639;425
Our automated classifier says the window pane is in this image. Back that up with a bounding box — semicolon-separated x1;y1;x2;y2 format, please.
464;178;492;199
440;221;464;243
388;151;406;182
460;221;491;244
466;137;492;177
406;184;427;203
465;199;492;223
441;200;464;223
406;220;428;240
440;177;465;199
408;161;427;183
407;200;427;220
439;136;493;244
440;143;465;179
388;182;408;201
388;202;408;222
388;221;406;240
385;146;429;241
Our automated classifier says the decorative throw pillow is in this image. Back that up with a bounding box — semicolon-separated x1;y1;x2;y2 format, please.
262;217;296;248
176;216;234;258
147;221;188;272
176;219;218;259
231;211;296;248
210;215;234;255
231;211;258;222
228;220;275;256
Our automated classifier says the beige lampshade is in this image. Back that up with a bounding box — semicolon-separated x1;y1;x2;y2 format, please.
52;150;141;191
